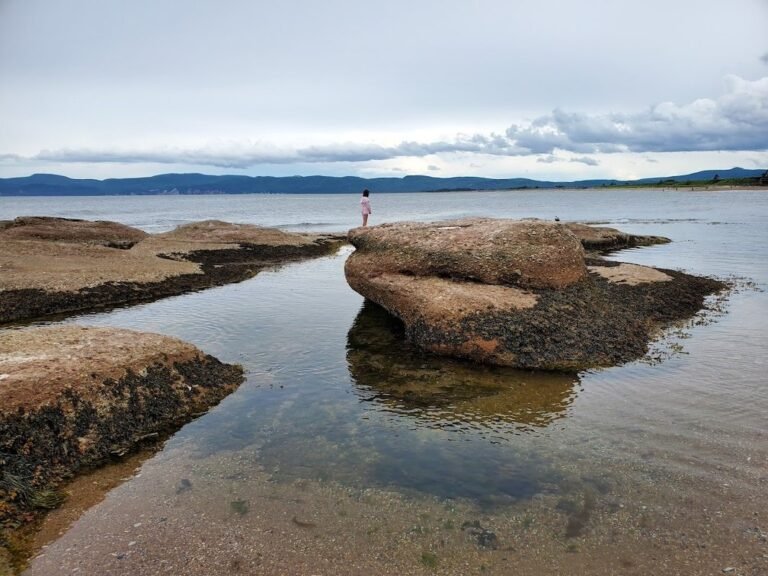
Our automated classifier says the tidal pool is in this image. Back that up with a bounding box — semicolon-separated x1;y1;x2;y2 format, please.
10;189;767;575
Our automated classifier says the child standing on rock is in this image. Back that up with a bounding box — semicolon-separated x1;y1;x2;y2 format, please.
360;189;372;226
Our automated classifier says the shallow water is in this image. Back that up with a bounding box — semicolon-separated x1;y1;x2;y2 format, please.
5;189;768;573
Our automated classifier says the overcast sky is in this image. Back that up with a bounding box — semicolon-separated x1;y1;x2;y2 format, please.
1;0;767;181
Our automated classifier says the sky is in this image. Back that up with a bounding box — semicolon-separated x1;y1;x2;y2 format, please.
1;0;767;181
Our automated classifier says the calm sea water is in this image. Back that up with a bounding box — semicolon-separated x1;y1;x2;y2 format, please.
3;189;767;510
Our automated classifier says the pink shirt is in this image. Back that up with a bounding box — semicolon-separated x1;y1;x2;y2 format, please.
360;197;371;215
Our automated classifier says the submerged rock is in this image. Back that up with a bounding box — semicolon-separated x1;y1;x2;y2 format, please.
346;300;578;428
0;325;243;540
345;218;723;370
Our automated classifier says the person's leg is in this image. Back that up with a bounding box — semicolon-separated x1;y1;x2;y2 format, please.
363;213;368;226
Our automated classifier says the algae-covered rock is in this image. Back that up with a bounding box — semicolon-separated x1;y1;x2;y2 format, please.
0;325;243;536
345;218;724;370
564;222;670;251
0;218;345;324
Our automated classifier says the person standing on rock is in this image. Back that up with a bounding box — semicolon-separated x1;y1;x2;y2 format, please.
360;189;372;226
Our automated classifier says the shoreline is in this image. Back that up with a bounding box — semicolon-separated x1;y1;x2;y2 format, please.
1;185;767;201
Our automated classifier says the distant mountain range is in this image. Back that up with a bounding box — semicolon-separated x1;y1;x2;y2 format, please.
0;167;765;196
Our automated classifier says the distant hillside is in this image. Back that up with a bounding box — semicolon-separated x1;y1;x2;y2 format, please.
633;167;766;184
0;168;765;196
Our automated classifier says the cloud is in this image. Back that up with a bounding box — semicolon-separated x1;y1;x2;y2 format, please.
570;156;599;166
8;75;766;170
507;75;768;154
427;164;440;171
537;154;598;166
30;133;530;169
762;52;768;65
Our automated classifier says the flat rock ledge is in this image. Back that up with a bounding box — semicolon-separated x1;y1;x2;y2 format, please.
0;217;345;324
0;325;243;560
345;218;723;370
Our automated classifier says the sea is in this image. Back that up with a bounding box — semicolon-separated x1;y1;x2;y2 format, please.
3;189;768;574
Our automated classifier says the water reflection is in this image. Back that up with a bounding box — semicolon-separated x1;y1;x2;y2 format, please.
346;301;580;432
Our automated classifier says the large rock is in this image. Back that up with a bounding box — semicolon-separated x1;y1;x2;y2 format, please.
0;325;243;536
345;218;724;370
0;218;344;324
348;218;587;289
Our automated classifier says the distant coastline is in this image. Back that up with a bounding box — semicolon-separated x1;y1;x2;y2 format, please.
0;167;766;197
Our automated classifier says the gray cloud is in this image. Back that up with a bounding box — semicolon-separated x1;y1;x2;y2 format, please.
12;76;766;170
762;52;768;65
536;155;599;166
31;133;529;168
507;76;768;155
570;156;599;166
427;165;441;171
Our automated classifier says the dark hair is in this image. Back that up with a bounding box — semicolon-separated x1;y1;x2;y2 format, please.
362;189;370;197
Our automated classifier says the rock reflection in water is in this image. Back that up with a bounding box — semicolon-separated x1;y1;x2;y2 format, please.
347;301;580;432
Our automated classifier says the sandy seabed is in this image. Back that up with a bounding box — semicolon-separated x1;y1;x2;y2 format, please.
24;436;768;576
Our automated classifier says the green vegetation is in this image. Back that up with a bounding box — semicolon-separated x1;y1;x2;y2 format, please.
601;175;765;189
230;499;249;516
420;551;439;569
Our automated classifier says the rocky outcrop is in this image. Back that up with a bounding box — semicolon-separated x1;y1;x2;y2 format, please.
0;218;345;324
0;216;148;248
0;325;243;548
345;218;724;370
348;218;586;289
563;222;670;252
